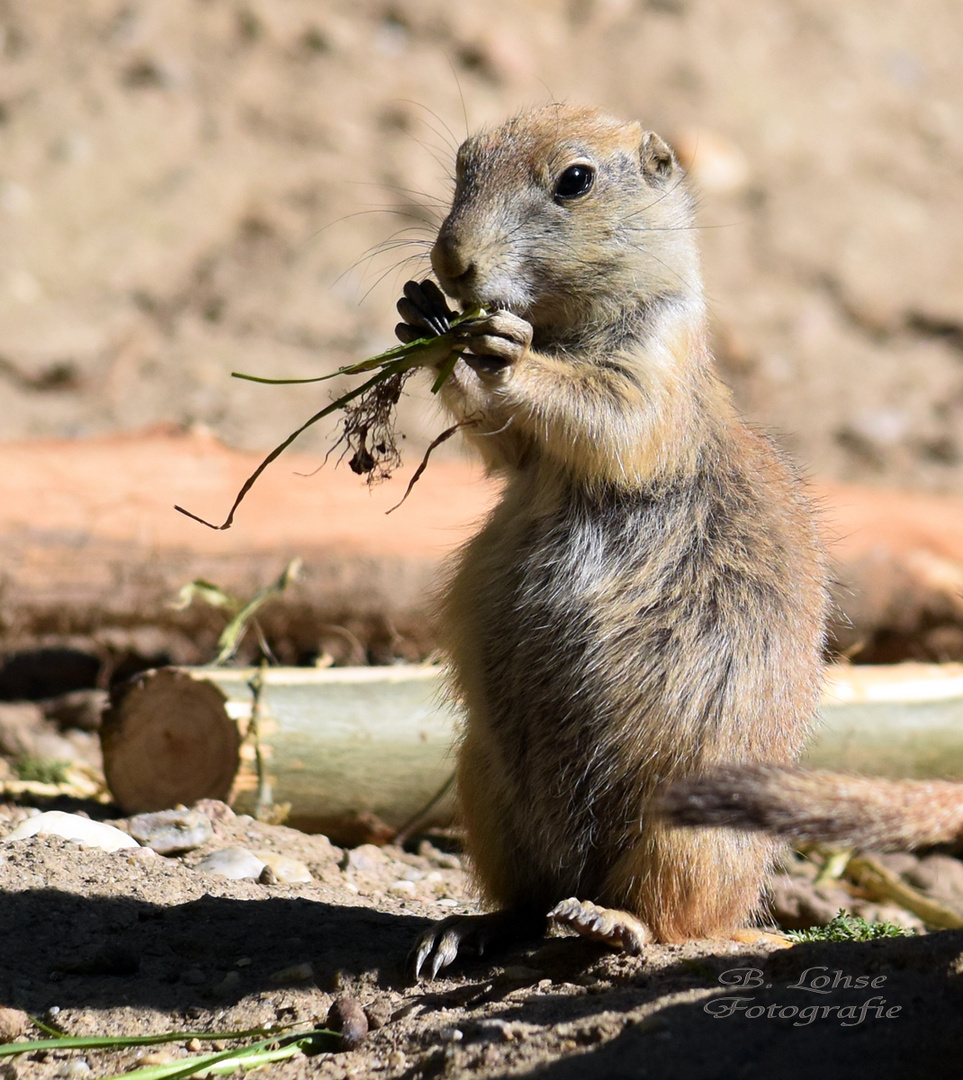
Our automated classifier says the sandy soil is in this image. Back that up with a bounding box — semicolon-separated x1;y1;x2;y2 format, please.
2;806;962;1080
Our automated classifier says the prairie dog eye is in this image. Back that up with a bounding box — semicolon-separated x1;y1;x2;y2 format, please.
554;163;596;202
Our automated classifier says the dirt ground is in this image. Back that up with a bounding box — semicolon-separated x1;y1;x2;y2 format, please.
3;2;963;1077
2;803;963;1080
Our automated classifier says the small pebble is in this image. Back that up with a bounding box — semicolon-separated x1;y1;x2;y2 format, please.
387;1050;406;1069
192;799;236;823
128;809;213;854
417;841;462;870
327;995;368;1051
55;1060;91;1079
139;1052;177;1066
194;847;265;879
341;844;387;873
473;1018;512;1043
3;812;139;852
363;1000;392;1030
389;879;416;897
124;846;157;865
256;852;313;883
0;1005;30;1040
269;962;314;984
906;853;963;903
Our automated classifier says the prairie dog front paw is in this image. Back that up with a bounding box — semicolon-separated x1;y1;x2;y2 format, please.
459;310;533;379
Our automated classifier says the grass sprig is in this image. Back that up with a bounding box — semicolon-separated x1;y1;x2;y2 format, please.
0;1025;336;1080
786;910;910;943
175;306;482;530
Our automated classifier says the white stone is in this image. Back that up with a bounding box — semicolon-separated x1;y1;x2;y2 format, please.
256;851;313;883
3;811;139;851
195;846;266;879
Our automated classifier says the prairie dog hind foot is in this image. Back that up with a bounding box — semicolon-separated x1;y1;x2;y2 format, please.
409;899;650;982
549;897;651;955
409;909;547;980
548;901;790;953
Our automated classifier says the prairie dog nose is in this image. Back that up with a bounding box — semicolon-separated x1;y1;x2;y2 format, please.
431;229;476;293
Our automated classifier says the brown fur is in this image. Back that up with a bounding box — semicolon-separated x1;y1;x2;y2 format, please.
400;105;829;967
658;766;963;851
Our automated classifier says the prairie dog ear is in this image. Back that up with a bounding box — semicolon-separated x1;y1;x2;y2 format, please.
640;131;677;185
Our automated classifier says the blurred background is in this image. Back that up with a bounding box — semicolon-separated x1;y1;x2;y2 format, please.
1;0;962;684
2;0;961;484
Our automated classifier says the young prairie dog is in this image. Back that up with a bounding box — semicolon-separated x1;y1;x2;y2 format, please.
394;105;829;978
659;766;963;851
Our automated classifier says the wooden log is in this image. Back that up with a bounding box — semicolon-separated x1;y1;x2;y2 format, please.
2;429;963;671
0;427;495;668
98;663;963;839
210;666;457;838
99;664;457;839
805;663;963;777
100;668;240;813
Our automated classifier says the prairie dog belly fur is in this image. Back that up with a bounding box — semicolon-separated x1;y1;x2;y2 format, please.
445;430;824;932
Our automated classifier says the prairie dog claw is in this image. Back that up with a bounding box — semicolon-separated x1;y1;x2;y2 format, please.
409;910;545;981
549;897;650;955
395;280;455;342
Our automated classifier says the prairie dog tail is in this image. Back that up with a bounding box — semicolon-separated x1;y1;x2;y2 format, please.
657;766;963;851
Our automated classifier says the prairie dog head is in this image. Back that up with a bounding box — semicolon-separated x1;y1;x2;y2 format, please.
431;105;702;337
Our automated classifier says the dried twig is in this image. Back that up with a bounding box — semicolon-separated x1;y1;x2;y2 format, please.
386;417;479;514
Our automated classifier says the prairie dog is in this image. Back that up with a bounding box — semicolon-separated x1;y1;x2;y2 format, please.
395;105;829;977
658;766;963;851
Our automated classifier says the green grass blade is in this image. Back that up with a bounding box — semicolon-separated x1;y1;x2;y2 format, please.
171;579;239;614
199;1043;306;1076
231;329;448;387
230;372;335;385
230;303;483;387
430;349;462;394
98;1029;333;1080
0;1025;295;1058
214;557;302;663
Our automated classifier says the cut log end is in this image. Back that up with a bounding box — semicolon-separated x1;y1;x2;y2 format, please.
101;667;240;813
